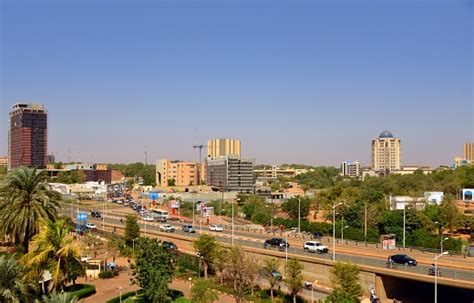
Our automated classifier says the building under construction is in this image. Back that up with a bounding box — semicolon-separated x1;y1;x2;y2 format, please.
8;103;48;170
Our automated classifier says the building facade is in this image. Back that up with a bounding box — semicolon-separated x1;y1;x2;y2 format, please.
206;156;254;193
0;156;7;168
207;138;241;159
254;165;309;179
340;160;361;178
371;130;401;173
8;103;48;170
464;143;474;162
156;159;200;187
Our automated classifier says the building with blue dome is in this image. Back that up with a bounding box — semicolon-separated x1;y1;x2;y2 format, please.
371;130;401;173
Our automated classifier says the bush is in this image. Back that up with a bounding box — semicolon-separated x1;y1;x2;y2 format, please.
98;270;119;279
176;254;199;273
64;284;96;299
106;290;141;303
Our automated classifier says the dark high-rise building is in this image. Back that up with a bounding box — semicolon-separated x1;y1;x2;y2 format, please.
8;103;48;170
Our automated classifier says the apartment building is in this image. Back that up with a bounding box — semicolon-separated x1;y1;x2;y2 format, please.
206;156;254;193
340;160;361;178
207;138;241;159
156;159;200;187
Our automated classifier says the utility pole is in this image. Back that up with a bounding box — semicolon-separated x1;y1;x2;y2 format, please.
144;146;148;165
193;144;205;185
364;202;368;242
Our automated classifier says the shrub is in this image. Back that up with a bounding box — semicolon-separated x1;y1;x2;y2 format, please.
98;270;119;279
65;284;96;299
106;290;140;303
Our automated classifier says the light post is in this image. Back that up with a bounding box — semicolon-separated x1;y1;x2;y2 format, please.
232;198;240;245
192;192;195;227
285;231;289;276
298;195;301;234
341;225;349;242
434;251;449;303
332;202;342;261
118;286;123;303
188;277;192;290
132;238;139;255
403;203;406;249
440;237;449;254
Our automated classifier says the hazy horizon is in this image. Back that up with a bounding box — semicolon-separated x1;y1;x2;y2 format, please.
1;1;472;167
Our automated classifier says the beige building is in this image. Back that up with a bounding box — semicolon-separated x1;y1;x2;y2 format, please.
254;165;309;179
371;130;401;173
207;138;241;159
0;156;7;167
464;143;474;161
156;159;201;187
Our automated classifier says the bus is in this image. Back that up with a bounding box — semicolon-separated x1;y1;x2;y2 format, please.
151;209;169;221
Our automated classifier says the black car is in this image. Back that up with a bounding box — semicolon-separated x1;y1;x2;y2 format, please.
162;241;178;251
388;254;417;266
90;211;103;219
264;238;289;251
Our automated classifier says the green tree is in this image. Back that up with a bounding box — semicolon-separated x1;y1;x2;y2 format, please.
69;170;86;184
0;255;34;303
191;279;218;303
261;258;281;302
212;245;229;285
0;166;7;175
107;234;124;263
281;196;311;220
327;262;363;303
193;234;218;279
285;258;303;303
168;179;176;186
83;232;104;258
0;167;61;253
56;171;72;184
124;215;140;247
131;238;174;303
226;246;258;303
40;291;78;303
23;219;83;292
440;195;462;232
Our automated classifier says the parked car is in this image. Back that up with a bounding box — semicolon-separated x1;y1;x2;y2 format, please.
388;254;417;266
155;216;167;223
182;225;196;233
303;241;329;254
160;224;175;232
86;223;97;229
142;216;154;222
162;241;178;251
90;211;103;219
209;224;223;232
264;238;289;251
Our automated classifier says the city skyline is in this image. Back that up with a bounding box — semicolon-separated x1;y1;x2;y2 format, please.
1;1;472;166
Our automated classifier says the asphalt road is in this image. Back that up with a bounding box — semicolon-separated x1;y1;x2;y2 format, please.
63;207;474;284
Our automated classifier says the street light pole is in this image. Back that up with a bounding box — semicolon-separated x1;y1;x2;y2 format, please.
341;225;349;242
332;202;342;261
441;237;449;254
403;203;406;249
298;195;301;234
232;198;240;245
434;251;449;303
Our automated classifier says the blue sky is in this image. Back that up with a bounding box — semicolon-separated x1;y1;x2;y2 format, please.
1;0;472;166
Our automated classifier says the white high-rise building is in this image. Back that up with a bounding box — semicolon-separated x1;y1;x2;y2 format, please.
371;130;401;173
341;160;361;178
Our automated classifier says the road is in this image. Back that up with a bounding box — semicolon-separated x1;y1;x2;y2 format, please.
64;207;474;284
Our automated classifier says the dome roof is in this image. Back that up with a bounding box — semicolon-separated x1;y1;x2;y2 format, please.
379;130;394;138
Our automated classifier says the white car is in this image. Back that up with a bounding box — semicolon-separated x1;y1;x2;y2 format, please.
142;216;154;222
304;241;329;254
160;224;175;232
86;223;97;229
209;224;223;232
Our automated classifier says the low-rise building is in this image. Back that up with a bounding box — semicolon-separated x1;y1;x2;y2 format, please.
254;165;309;179
0;156;7;168
390;166;434;175
390;192;444;210
45;164;124;184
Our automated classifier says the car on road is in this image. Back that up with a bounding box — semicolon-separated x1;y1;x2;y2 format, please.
142;216;154;222
116;200;123;204
264;238;289;251
160;224;175;232
209;224;223;232
388;254;417;266
90;211;103;219
162;241;178;251
303;241;329;254
182;225;196;233
86;223;97;229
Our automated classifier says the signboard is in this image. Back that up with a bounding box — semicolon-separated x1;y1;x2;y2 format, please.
203;206;214;218
381;234;396;250
196;201;204;212
170;200;180;209
77;212;87;221
460;189;473;202
149;192;159;200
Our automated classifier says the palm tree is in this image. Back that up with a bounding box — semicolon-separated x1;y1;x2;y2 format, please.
0;167;61;253
0;255;35;302
23;219;83;292
40;292;78;303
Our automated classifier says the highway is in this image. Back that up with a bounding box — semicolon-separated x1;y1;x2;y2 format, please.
64;207;474;284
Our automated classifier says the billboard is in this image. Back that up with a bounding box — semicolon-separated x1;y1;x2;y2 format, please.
381;234;396;250
149;192;159;200
77;212;87;221
203;206;214;217
460;189;473;202
170;200;180;209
